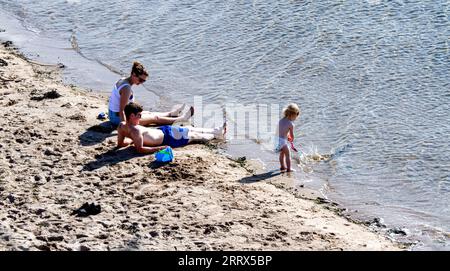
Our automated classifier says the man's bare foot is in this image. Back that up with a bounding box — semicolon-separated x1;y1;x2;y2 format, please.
214;122;227;140
180;106;194;121
286;168;296;172
170;104;186;117
280;167;287;172
222;122;227;139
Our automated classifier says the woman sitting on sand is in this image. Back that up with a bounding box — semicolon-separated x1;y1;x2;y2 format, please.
108;61;194;127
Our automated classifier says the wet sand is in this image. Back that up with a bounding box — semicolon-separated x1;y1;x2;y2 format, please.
0;43;401;251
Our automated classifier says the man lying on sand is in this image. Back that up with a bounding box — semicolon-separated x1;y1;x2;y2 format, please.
117;102;226;154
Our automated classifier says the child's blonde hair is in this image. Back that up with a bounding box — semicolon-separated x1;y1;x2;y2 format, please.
283;103;300;119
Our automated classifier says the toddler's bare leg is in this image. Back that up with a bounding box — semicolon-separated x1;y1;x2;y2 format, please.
279;146;287;171
285;147;292;172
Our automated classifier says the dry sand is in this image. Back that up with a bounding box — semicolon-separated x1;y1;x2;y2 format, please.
0;43;401;251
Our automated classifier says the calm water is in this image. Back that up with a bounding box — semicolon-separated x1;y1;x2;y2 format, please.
1;0;449;250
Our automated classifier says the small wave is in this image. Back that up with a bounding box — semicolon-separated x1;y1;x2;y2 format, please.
69;32;125;77
95;59;124;76
68;31;165;107
294;145;334;164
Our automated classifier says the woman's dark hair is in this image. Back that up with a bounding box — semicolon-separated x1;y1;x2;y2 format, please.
124;102;143;120
131;61;149;77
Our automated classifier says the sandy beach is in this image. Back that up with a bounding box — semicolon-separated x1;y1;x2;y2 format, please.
0;42;402;251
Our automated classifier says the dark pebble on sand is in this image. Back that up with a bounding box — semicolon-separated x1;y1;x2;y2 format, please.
79;245;90;251
44;90;62;99
2;41;13;47
60;102;73;108
388;228;407;236
96;234;108;240
6;100;18;106
44;149;61;156
36;244;51;251
63;225;72;231
135;195;145;200
370;217;386;228
48;236;64;242
7;194;15;203
204;227;216;235
68;113;86;121
36;236;47;242
149;231;159;238
315;197;330;204
35;208;46;215
71;203;101;217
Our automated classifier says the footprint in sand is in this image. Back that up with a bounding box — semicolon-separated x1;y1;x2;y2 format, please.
203;225;216;235
6;99;18;106
68;113;86;122
0;58;7;67
30;90;61;101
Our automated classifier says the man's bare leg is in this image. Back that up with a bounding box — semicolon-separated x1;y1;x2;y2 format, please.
139;114;179;126
213;122;227;139
146;104;186;118
186;122;226;139
169;103;186;117
186;127;215;133
139;106;194;126
187;131;215;144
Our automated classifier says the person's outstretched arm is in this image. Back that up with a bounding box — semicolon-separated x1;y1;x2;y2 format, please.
132;131;167;154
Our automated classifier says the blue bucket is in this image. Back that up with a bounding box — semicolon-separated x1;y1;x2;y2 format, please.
155;146;174;163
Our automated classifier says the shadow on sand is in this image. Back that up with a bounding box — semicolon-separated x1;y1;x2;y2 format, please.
79;122;117;146
239;170;282;184
148;161;172;169
82;147;146;171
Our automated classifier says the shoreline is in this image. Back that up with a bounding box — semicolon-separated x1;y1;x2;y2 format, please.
0;41;403;251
